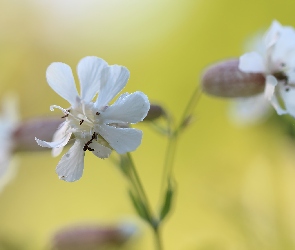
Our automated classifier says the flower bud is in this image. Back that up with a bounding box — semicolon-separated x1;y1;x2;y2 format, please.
13;117;62;152
201;59;265;97
51;223;136;250
143;104;165;121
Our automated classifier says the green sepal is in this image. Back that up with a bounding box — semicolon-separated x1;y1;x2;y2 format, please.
128;190;152;223
159;179;175;221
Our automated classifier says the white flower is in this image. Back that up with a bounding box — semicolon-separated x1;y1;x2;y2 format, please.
239;20;295;117
36;56;150;182
229;94;272;126
0;94;19;192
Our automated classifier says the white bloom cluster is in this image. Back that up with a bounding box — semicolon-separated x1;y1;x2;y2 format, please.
0;94;19;191
239;20;295;118
36;56;150;182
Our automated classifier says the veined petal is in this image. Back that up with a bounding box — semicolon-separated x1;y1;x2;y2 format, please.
239;52;265;73
51;121;71;157
279;85;295;117
101;92;150;124
264;20;283;48
95;65;130;108
91;142;112;158
46;62;79;106
96;124;142;154
264;75;278;100
269;94;288;116
0;155;18;193
229;94;271;126
35;130;71;149
77;56;108;102
56;139;85;182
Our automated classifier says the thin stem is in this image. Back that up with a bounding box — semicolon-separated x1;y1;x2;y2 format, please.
126;153;164;250
126;153;151;209
160;134;177;193
161;85;201;192
175;85;202;135
154;226;163;250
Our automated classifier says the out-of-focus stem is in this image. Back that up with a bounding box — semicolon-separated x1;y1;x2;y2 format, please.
161;84;202;192
154;226;163;250
126;153;152;215
126;153;163;250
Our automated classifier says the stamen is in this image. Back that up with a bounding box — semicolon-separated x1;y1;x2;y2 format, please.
61;109;71;118
50;105;69;113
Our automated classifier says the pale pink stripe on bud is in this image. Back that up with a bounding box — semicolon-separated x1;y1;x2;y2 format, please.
201;59;265;97
51;223;136;250
12;117;62;152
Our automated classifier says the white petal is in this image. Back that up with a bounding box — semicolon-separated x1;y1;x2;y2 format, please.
279;85;295;117
35;130;71;149
77;56;108;102
91;142;112;158
56;139;85;182
264;75;278;100
239;52;265;73
228;94;271;126
51;121;71;157
96;124;142;154
101;92;150;124
264;20;283;48
269;94;287;115
95;65;130;108
1;93;19;125
0;155;18;193
46;62;79;106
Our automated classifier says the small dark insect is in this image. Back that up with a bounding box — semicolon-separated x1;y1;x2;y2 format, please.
79;120;84;125
96;112;100;115
83;132;97;152
61;109;70;118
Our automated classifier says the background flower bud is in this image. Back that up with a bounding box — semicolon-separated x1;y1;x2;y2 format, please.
12;117;62;152
51;223;136;250
201;59;265;97
143;104;165;121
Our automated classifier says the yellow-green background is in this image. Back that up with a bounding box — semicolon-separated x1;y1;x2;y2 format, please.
1;1;295;249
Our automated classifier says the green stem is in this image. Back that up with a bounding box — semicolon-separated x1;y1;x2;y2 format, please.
161;85;201;192
126;153;164;250
154;226;163;250
126;153;151;209
160;134;177;193
175;85;202;136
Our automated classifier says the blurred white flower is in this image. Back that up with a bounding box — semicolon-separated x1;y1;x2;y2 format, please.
0;94;19;192
229;94;272;126
36;56;150;182
239;20;295;117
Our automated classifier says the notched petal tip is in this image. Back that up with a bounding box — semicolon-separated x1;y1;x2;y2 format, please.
56;140;84;182
201;59;265;98
35;137;50;148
